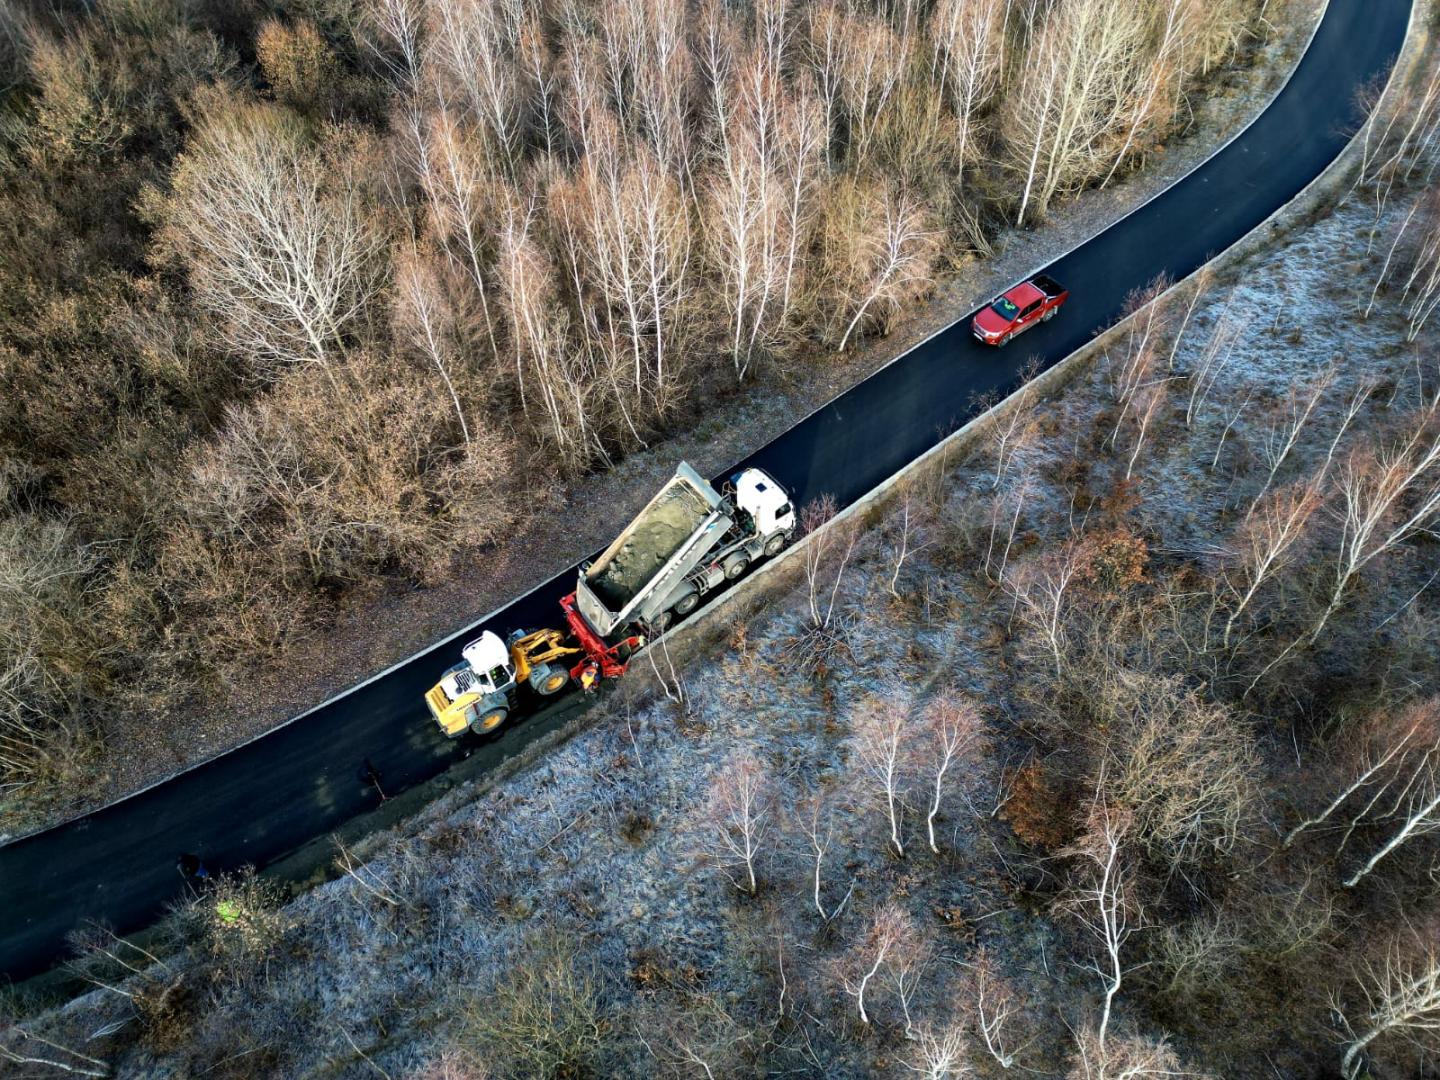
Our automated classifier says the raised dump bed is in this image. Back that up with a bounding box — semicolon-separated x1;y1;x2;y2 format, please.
578;462;727;637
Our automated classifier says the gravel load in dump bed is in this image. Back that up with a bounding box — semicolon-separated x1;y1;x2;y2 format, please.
587;481;713;610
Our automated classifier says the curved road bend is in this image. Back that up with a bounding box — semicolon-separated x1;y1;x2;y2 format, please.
0;0;1410;982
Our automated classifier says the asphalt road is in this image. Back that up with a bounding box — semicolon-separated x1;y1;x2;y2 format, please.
0;0;1411;982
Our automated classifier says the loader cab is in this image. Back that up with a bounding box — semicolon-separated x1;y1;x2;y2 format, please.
425;630;517;737
459;633;515;693
731;468;796;537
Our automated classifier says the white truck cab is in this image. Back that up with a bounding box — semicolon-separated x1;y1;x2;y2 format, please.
732;468;795;540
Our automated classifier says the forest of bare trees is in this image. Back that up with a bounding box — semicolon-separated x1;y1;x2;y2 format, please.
0;0;1274;821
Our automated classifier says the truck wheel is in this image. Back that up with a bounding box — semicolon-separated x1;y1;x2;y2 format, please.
470;705;508;734
649;610;673;634
724;554;750;581
529;663;568;696
674;590;701;616
1042;306;1057;321
1000;330;1013;345
763;532;787;557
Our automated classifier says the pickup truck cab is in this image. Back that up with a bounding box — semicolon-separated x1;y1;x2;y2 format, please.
972;273;1068;345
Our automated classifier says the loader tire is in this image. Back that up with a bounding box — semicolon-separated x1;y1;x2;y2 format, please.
724;554;750;581
673;589;700;617
529;663;568;696
469;694;509;737
763;532;788;557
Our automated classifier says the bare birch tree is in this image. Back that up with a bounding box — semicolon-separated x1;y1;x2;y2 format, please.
924;696;981;854
365;0;426;91
0;1025;109;1078
836;186;939;350
799;791;851;921
1064;794;1136;1061
1250;366;1335;512
163;96;386;373
972;945;1024;1069
1218;479;1321;649
908;1022;972;1079
1004;534;1090;678
853;691;918;858
1100;0;1190;187
392;244;470;444
981;366;1043;491
1006;0;1151;225
421;106;501;364
1121;378;1171;482
931;0;1006;190
798;495;860;633
428;0;523;173
1310;390;1440;645
1283;700;1439;853
702;751;772;895
842;901;919;1025
706;50;786;380
1341;698;1440;888
1340;930;1440;1079
1066;1026;1188;1080
554;147;691;414
497;198;597;466
887;488;934;598
834;8;906;170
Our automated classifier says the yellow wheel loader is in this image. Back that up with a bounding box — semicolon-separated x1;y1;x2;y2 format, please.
425;628;578;737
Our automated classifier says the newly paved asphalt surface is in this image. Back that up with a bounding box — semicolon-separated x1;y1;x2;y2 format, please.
0;0;1411;981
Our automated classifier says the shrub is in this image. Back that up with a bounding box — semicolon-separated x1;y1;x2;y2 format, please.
190;868;289;986
256;19;342;117
460;927;606;1079
1001;761;1074;851
1097;671;1259;869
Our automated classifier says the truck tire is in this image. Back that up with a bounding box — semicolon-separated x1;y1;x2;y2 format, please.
724;554;750;581
1042;306;1057;321
470;697;508;734
673;589;701;616
1000;330;1013;345
763;532;787;557
529;662;568;696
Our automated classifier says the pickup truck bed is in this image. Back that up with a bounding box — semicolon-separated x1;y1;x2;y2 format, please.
1031;273;1066;299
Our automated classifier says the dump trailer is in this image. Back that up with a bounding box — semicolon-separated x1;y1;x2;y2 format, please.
574;462;796;638
425;462;795;737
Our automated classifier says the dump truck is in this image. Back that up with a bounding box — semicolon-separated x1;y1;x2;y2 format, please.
425;463;796;738
575;462;795;637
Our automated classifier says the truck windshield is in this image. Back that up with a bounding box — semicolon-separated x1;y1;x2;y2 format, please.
991;297;1019;320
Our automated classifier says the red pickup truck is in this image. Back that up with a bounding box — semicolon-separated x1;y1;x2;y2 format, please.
972;273;1068;345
